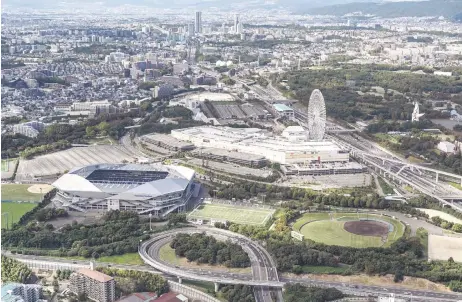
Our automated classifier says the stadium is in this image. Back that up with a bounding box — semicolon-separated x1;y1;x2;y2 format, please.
52;163;196;216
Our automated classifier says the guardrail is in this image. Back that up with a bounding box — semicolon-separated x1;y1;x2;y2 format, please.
168;280;221;302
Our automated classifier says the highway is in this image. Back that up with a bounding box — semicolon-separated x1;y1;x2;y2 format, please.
9;236;462;302
138;226;462;302
139;226;280;302
330;132;462;212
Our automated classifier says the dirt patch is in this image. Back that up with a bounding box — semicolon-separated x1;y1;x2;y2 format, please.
283;273;450;292
344;220;388;237
27;184;54;194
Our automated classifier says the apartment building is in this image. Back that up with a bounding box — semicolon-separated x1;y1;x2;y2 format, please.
69;268;115;302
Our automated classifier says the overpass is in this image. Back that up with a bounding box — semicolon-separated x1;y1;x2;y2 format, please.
139;226;283;302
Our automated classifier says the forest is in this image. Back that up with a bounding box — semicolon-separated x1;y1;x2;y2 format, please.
219;285;255;302
96;267;168;298
1;111;137;159
274;65;462;122
1;256;32;283
2;210;152;259
170;233;250;268
284;284;344;302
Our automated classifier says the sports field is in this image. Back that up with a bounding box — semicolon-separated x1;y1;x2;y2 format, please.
1;184;51;202
188;203;274;225
1;201;37;229
293;212;405;248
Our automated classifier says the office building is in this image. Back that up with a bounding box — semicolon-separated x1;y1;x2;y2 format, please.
69;268;115;302
234;14;239;33
195;12;202;33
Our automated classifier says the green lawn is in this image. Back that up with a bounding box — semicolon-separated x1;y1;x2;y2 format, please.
1;202;37;229
97;253;144;265
292;212;329;231
1;158;17;172
449;182;462;191
377;177;394;195
188;203;274;225
300;220;383;248
1;184;43;202
57;253;144;265
293;212;405;248
300;265;349;274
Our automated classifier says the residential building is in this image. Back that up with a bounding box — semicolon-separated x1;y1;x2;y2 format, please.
69;268;115;302
1;283;43;302
12;121;45;138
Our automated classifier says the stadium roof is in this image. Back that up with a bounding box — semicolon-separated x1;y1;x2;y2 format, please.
52;164;195;199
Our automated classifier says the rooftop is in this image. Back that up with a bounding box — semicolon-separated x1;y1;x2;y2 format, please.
78;268;113;283
273;103;294;112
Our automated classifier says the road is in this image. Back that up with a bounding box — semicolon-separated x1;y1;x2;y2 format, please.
330;133;462;212
9;247;462;302
140;226;280;302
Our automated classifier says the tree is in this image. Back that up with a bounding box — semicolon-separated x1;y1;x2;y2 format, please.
77;292;88;302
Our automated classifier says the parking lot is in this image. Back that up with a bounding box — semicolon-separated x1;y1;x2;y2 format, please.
187;158;273;178
16;145;136;181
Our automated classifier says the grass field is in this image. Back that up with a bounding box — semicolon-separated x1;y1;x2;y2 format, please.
1;158;17;172
1;184;43;202
449;182;462;191
300;265;349;274
417;208;462;224
188;203;274;225
97;253;143;265
60;253;144;265
159;243;251;274
293;212;405;248
1;202;37;229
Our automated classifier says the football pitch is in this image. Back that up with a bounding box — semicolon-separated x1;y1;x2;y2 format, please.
188;203;274;225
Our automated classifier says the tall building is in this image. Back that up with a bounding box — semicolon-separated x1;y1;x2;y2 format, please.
195;11;202;33
69;268;115;302
1;283;43;302
234;14;239;33
187;23;195;37
237;22;243;34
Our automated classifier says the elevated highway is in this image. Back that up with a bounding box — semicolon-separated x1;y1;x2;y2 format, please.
139;227;282;302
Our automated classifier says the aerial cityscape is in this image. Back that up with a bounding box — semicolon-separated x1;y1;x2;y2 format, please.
1;1;462;302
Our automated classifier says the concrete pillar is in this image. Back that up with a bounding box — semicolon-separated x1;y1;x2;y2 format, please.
436;173;439;183
178;277;182;284
214;282;219;292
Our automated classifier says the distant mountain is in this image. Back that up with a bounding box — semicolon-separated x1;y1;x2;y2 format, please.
304;0;462;18
2;0;383;11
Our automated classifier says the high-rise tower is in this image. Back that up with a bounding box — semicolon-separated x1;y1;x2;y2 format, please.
234;14;239;33
195;11;202;33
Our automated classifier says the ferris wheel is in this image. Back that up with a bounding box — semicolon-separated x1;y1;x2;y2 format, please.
307;89;326;141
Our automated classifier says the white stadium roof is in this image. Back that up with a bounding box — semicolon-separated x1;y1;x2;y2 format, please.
52;163;195;199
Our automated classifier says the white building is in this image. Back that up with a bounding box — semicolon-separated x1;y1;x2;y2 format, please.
52;163;196;216
12;121;45;138
273;103;294;119
437;141;456;154
171;126;349;165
